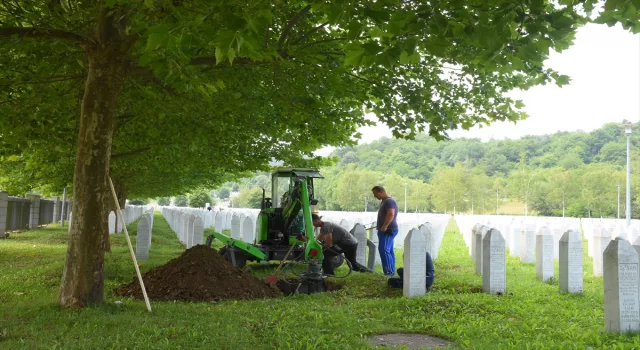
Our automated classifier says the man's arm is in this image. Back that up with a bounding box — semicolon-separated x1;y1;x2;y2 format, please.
323;233;334;248
380;208;395;232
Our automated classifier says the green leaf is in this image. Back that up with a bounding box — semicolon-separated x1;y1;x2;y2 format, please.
555;74;571;86
228;48;236;64
215;47;224;65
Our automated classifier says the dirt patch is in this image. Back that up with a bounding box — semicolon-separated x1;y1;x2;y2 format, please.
369;333;455;349
114;245;281;302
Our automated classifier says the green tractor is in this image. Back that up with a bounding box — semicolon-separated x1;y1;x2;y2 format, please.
206;167;342;293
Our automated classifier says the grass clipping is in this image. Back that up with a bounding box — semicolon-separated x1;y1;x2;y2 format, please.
114;245;281;302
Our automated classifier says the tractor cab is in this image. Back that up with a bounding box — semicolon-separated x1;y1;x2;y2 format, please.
257;168;322;249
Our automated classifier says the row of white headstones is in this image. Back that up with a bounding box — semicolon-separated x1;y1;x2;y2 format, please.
157;206;451;276
456;214;640;333
106;205;154;260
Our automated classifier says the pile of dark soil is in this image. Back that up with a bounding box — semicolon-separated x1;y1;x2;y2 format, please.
114;245;281;302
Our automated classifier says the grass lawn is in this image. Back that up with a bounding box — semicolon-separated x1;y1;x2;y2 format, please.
1;212;639;349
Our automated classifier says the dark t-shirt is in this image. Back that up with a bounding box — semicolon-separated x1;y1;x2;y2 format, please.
377;197;399;231
320;222;358;246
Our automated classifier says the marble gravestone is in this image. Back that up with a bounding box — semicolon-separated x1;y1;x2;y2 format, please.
509;222;522;258
214;211;225;233
475;226;490;275
339;219;351;231
420;223;436;260
471;223;483;259
231;214;242;240
559;230;583;294
108;211;116;234
352;224;368;266
370;231;382;266
192;216;204;246
536;227;554;282
403;228;427;297
135;214;151;260
604;237;640;333
186;214;196;248
594;227;613;277
473;225;489;275
181;213;190;244
520;226;536;264
241;216;255;244
482;228;506;295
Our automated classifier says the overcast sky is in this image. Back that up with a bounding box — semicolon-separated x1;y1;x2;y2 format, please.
321;23;639;153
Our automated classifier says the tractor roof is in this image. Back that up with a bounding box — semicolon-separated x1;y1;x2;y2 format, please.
272;167;323;178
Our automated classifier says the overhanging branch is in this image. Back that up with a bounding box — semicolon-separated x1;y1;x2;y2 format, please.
0;27;94;46
111;147;151;160
189;56;256;66
277;5;312;53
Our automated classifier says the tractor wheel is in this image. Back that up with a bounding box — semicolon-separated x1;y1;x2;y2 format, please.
331;255;344;269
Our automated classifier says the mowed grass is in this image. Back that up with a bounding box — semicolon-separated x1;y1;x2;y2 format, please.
1;212;639;349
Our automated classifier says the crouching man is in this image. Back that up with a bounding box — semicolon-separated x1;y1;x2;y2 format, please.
312;214;373;275
387;251;435;290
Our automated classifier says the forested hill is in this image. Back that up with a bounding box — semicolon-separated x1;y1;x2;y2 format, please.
330;121;637;182
304;121;640;219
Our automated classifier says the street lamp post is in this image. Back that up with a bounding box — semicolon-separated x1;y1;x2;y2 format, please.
404;183;407;213
617;184;621;219
625;121;632;226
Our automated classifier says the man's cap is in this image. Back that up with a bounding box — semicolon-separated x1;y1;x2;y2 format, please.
311;214;322;221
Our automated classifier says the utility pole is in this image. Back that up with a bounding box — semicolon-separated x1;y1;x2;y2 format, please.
617;184;621;219
404;183;407;213
625;121;633;226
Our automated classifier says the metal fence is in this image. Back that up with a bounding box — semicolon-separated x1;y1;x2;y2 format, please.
3;196;69;233
6;197;30;232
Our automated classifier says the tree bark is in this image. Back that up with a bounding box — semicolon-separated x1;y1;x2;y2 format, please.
57;36;127;307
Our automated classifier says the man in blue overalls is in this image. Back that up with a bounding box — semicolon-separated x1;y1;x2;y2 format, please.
372;185;399;276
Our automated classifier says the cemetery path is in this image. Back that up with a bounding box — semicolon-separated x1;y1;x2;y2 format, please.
114;245;281;301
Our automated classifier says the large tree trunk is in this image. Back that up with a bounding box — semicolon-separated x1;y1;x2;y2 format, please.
58;27;127;307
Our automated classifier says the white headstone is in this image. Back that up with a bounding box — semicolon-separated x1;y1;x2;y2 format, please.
108;211;116;234
242;216;256;244
420;223;437;260
135;214;152;260
471;223;483;261
509;222;522;257
192;216;204;246
604;237;640;333
231;214;242;240
559;230;583;294
339;219;351;231
214;211;225;233
520;226;535;263
370;230;382;266
352;224;367;266
475;226;490;275
186;214;196;248
594;227;613;277
536;227;554;282
482;228;506;295
403;228;427;297
68;212;72;233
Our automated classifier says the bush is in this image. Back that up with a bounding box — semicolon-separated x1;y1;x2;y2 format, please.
189;190;213;208
235;187;263;209
218;187;231;199
128;198;148;205
156;197;170;206
174;195;188;207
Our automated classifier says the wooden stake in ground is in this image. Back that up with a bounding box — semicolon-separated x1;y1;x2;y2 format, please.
108;177;152;312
